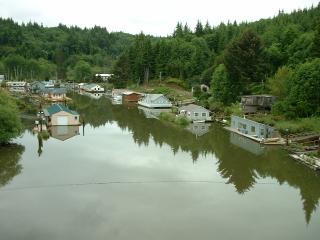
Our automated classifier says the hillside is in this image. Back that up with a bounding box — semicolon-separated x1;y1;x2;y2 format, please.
0;18;135;80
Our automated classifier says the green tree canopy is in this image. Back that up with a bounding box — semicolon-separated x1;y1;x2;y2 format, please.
0;90;22;144
211;64;235;105
224;29;266;95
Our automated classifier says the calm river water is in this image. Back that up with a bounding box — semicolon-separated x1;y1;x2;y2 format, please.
0;93;319;240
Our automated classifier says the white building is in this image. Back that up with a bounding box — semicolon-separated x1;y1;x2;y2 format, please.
82;83;105;93
179;104;211;122
95;73;113;81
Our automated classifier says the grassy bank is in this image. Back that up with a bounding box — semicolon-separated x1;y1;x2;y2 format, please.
248;114;320;134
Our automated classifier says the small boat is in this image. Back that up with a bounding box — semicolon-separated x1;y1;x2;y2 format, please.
193;120;205;123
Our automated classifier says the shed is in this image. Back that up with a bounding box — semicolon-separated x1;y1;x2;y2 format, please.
43;104;80;126
179;104;211;122
241;95;276;114
122;91;142;102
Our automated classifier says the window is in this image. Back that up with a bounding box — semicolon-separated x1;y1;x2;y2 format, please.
75;116;78;120
202;112;206;117
194;112;199;117
260;128;264;136
251;126;256;133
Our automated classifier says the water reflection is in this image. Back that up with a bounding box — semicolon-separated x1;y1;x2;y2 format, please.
230;132;265;155
186;122;210;137
0;144;25;188
68;93;320;223
138;106;171;119
49;126;80;141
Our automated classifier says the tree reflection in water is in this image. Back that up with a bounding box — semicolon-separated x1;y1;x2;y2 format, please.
0;144;25;188
70;93;320;223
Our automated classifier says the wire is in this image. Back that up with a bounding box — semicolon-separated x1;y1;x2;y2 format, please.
0;179;280;192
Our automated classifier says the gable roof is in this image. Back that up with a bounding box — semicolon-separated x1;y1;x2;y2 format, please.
143;94;168;102
84;83;101;89
43;104;78;116
179;104;210;113
122;91;141;96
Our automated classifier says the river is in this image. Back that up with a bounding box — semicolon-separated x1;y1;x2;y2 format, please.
0;92;319;240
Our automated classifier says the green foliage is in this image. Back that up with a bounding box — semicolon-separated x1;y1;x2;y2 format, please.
223;29;266;95
0;90;23;144
0;18;134;80
67;60;92;81
312;22;320;58
159;112;190;127
267;66;293;100
165;78;187;89
151;87;171;95
211;64;235;105
192;85;201;98
283;59;320;118
225;102;244;117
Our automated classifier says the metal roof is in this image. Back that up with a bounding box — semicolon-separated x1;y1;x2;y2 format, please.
44;104;78;116
41;88;67;94
179;104;210;113
143;94;167;101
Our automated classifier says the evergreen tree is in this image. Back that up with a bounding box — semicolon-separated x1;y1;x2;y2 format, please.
195;20;204;37
224;29;266;95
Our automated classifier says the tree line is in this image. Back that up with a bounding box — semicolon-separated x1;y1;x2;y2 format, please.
0;18;135;81
112;4;320;118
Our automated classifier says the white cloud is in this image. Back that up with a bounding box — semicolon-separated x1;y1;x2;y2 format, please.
0;0;318;36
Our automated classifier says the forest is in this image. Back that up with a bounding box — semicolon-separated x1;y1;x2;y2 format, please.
0;4;320;119
0;18;134;81
112;4;320;118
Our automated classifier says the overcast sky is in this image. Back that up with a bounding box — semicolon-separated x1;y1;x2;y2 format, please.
0;0;318;36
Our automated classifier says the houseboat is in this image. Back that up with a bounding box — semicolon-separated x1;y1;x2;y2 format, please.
138;94;172;108
179;104;211;122
226;115;284;144
43;104;80;126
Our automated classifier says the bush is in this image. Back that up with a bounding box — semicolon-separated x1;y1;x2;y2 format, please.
165;78;187;89
151;87;171;95
225;102;244;117
175;116;189;127
159;112;189;127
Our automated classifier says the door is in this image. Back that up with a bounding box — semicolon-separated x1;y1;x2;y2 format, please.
57;116;68;125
